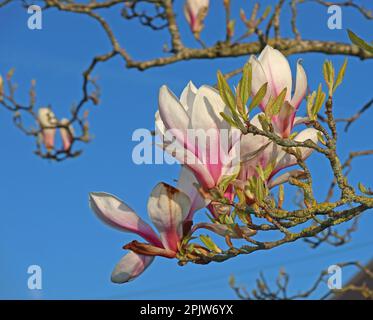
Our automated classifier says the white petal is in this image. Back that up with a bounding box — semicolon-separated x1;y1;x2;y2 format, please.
291;60;308;109
147;183;191;251
293;116;309;127
158;85;190;137
180;81;198;113
111;251;154;284
155;110;166;137
258;45;292;101
249;55;271;109
273;128;319;173
190;85;229;131
177;166;210;221
240;114;269;162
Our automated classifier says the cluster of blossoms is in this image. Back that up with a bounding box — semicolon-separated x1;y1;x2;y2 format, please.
38;108;74;151
89;45;319;283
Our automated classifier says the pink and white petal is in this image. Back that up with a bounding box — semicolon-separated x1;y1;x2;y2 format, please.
258;45;292;101
89;192;162;247
177;166;210;221
220;138;241;179
111;251;154;284
180;81;198;112
268;169;305;189
240;114;270;162
290;60;308;109
239;139;275;182
155;110;167;137
161;136;215;189
273;128;319;174
272;102;296;137
185;0;209;18
189;86;228;178
249;56;271;110
147;183;192;252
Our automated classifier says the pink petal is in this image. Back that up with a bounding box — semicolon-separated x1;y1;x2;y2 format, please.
42;129;56;150
147;183;191;252
89;192;163;247
111;251;154;284
272;102;296;138
59;118;74;151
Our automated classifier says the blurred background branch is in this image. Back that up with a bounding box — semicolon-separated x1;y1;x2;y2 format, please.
230;260;373;300
0;0;372;160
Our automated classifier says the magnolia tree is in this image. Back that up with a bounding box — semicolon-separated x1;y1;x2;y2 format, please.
1;0;372;297
90;44;372;284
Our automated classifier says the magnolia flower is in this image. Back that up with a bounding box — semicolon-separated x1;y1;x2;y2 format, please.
156;82;241;197
184;0;209;35
239;113;318;193
38;108;57;151
59;118;74;151
250;45;308;138
89;182;192;283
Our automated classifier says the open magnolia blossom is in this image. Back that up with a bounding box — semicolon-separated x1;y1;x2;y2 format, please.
239;113;318;196
250;45;308;138
89;182;192;283
38;108;57;151
156;82;241;198
184;0;209;35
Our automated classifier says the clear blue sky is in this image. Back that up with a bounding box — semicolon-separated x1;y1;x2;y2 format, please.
0;1;372;299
